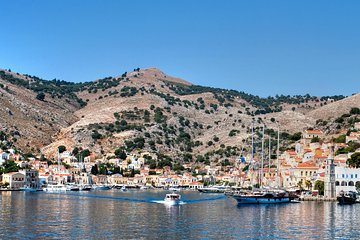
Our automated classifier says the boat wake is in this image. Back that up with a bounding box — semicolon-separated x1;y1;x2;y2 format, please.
152;200;187;205
41;192;227;205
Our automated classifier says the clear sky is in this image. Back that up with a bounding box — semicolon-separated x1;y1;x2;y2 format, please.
1;0;359;97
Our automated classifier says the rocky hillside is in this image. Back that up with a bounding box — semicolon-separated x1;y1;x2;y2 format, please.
1;67;358;164
0;70;82;152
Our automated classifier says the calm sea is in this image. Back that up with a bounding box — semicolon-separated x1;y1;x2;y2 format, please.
0;190;359;239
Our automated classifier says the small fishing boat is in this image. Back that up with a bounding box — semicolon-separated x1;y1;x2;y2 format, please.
337;191;357;205
164;193;181;205
121;186;127;192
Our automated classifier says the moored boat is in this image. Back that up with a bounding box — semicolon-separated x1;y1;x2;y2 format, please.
93;185;111;190
169;187;181;192
337;191;357;205
80;185;92;191
43;184;67;192
19;186;37;192
67;184;80;191
230;189;292;204
198;185;227;193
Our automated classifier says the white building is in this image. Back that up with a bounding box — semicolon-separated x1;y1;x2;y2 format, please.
335;166;360;195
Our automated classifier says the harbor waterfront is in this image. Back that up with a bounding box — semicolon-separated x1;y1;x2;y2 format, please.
1;190;360;239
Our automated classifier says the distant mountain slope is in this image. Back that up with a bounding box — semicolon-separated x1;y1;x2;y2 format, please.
1;67;356;162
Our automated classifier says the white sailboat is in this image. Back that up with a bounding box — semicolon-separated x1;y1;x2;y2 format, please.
43;148;68;192
231;123;292;204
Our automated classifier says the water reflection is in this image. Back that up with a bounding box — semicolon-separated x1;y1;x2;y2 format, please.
1;191;360;239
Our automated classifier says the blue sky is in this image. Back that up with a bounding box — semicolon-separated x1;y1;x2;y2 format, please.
1;0;359;97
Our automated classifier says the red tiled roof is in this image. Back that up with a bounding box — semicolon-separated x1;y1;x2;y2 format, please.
297;162;317;168
304;129;322;134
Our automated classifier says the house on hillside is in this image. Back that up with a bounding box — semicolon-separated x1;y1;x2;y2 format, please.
302;129;323;146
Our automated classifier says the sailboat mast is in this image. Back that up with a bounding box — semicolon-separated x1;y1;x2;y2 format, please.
276;123;280;188
251;122;254;187
268;136;271;179
261;124;264;188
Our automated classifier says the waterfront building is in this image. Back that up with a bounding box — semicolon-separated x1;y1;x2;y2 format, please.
92;175;108;184
334;166;360;195
19;169;39;189
189;181;203;190
2;172;25;189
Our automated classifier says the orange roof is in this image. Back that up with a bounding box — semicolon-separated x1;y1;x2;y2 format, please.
304;129;322;134
297;162;317;168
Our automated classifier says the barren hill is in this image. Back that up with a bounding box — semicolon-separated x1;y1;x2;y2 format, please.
1;67;358;163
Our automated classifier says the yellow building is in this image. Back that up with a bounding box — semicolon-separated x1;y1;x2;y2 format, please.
2;172;25;189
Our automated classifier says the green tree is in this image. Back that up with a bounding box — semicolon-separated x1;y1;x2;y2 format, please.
334;134;346;143
350;107;360;115
91;164;99;175
115;148;127;160
314;180;324;195
36;92;45;101
311;136;320;143
0;160;20;174
58;145;66;153
305;180;312;190
72;147;79;156
297;180;303;190
356;181;360;191
347;152;360;168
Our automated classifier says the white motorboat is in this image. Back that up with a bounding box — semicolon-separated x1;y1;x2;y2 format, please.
43;184;67;192
169;187;181;192
66;184;80;191
121;186;127;192
164;193;181;205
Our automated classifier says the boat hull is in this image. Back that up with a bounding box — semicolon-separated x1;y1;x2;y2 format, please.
164;200;181;205
232;195;291;204
337;196;356;205
198;189;225;193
